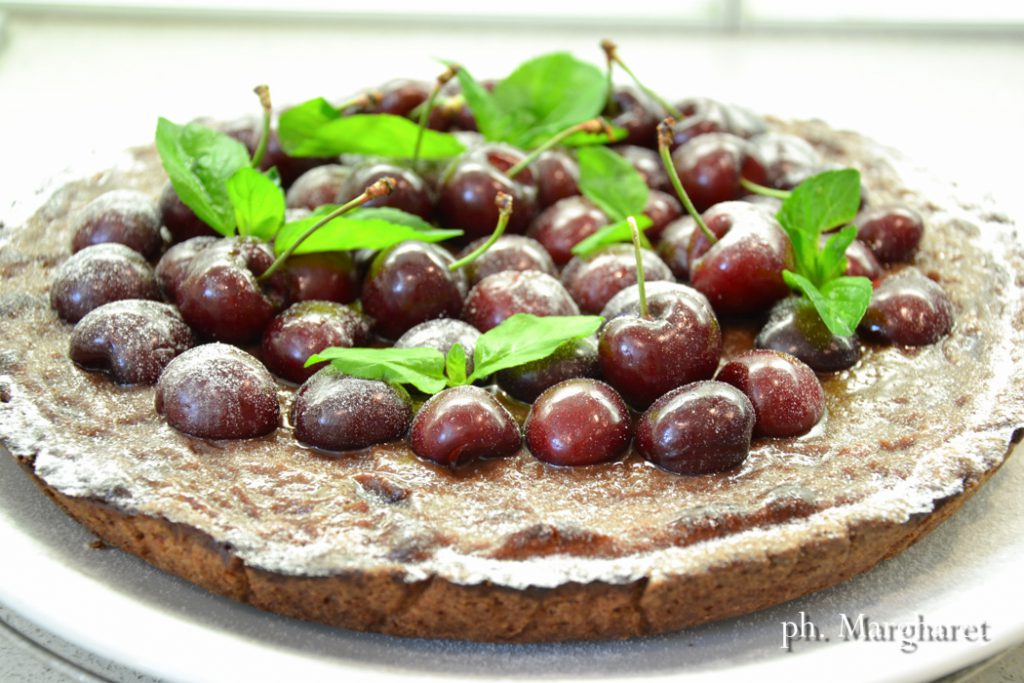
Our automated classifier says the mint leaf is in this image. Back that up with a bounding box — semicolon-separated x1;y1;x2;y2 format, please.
468;314;603;383
577;146;650;222
274;206;461;256
782;271;872;337
570;215;654;258
279;100;465;159
345;207;435;232
777;169;860;243
819;224;858;284
455;66;509;142
305;347;446;394
445;343;468;387
155;118;250;236
226;167;285;240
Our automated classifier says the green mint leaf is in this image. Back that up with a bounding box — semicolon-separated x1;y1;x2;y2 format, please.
279;99;465;159
274;206;461;256
155;118;250;236
467;314;604;383
445;343;468;387
819;224;858;284
226;167;285;240
345;207;435;232
570;215;654;258
577;146;650;222
783;271;872;337
454;66;510;142
305;347;447;395
777;169;861;242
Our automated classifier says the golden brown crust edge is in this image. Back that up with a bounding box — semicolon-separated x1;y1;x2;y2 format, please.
16;446;1014;644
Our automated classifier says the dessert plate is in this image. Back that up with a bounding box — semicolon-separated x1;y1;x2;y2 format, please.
1;441;1021;683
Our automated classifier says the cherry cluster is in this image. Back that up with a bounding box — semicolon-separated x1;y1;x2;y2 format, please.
51;76;954;477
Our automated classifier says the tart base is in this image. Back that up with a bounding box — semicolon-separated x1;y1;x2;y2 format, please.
17;445;1014;643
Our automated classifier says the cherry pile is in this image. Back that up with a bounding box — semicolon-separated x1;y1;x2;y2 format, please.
51;71;955;478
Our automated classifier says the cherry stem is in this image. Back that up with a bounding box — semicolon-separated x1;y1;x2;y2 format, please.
739;176;791;199
413;63;460;171
602;41;616;113
657;118;717;245
336;91;381;112
627;215;649;320
448;193;513;272
259;177;396;281
505;118;608;179
601;40;682;119
251;84;272;169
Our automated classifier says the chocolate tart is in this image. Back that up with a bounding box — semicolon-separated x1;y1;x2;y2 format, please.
1;119;1023;642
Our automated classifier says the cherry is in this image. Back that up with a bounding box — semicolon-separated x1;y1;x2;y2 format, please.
291;368;413;452
70;300;193;385
655;216;697;280
524;379;633;466
50;243;161;323
159;183;217;244
394;318;481;375
600;281;696;319
454;234;557;286
635;381;754;475
561;244;674;315
281;251;360;304
756;297;861;372
642;189;683;242
614;145;671;193
437;147;538;241
175;237;288;344
670;132;768;212
839;238;882;279
410;385;521;468
599;287;722;409
155;343;279;439
367;79;431;118
668;98;767;149
462;270;579;332
604;87;661;148
527;196;609;266
536;150;580;208
748;132;822;190
71;190;163;260
859;268;954;346
285;164;352;210
260;301;369;384
154;236;218;301
717;350;825;438
856;205;924;263
497;335;599;403
361;241;467;339
339;162;434;221
687;201;794;316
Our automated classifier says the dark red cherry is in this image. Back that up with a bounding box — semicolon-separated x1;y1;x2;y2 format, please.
656;216;697;280
455;234;557;286
614;145;671;193
361;241;467;339
339;162;434;221
524;379;633;466
281;251;360;304
839;238;882;279
561;244;674;315
536;150;580;208
410;385;521;468
370;79;431;118
70;300;193;385
462;270;579;333
154;236;218;301
598;287;722;409
71;190;163;260
856;205;924;263
600;281;696;319
175;237;288;344
860;268;954;346
260;301;369;384
496;335;599;403
643;189;683;243
636;380;754;475
717;350;825;438
285;164;352;210
604;87;661;148
688;202;794;316
155;343;279;439
291;367;413;451
50;243;161;323
671;132;768;212
756;297;861;372
527;196;609;266
748;132;823;190
159;183;217;244
669;98;767;149
438;150;537;241
394;318;481;375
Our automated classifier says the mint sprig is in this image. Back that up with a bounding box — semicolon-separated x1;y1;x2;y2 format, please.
278;99;465;160
226;167;285;240
569;146;652;257
307;314;603;394
776;169;872;337
274;206;462;256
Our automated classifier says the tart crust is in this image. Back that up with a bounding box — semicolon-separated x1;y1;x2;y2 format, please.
2;120;1023;642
